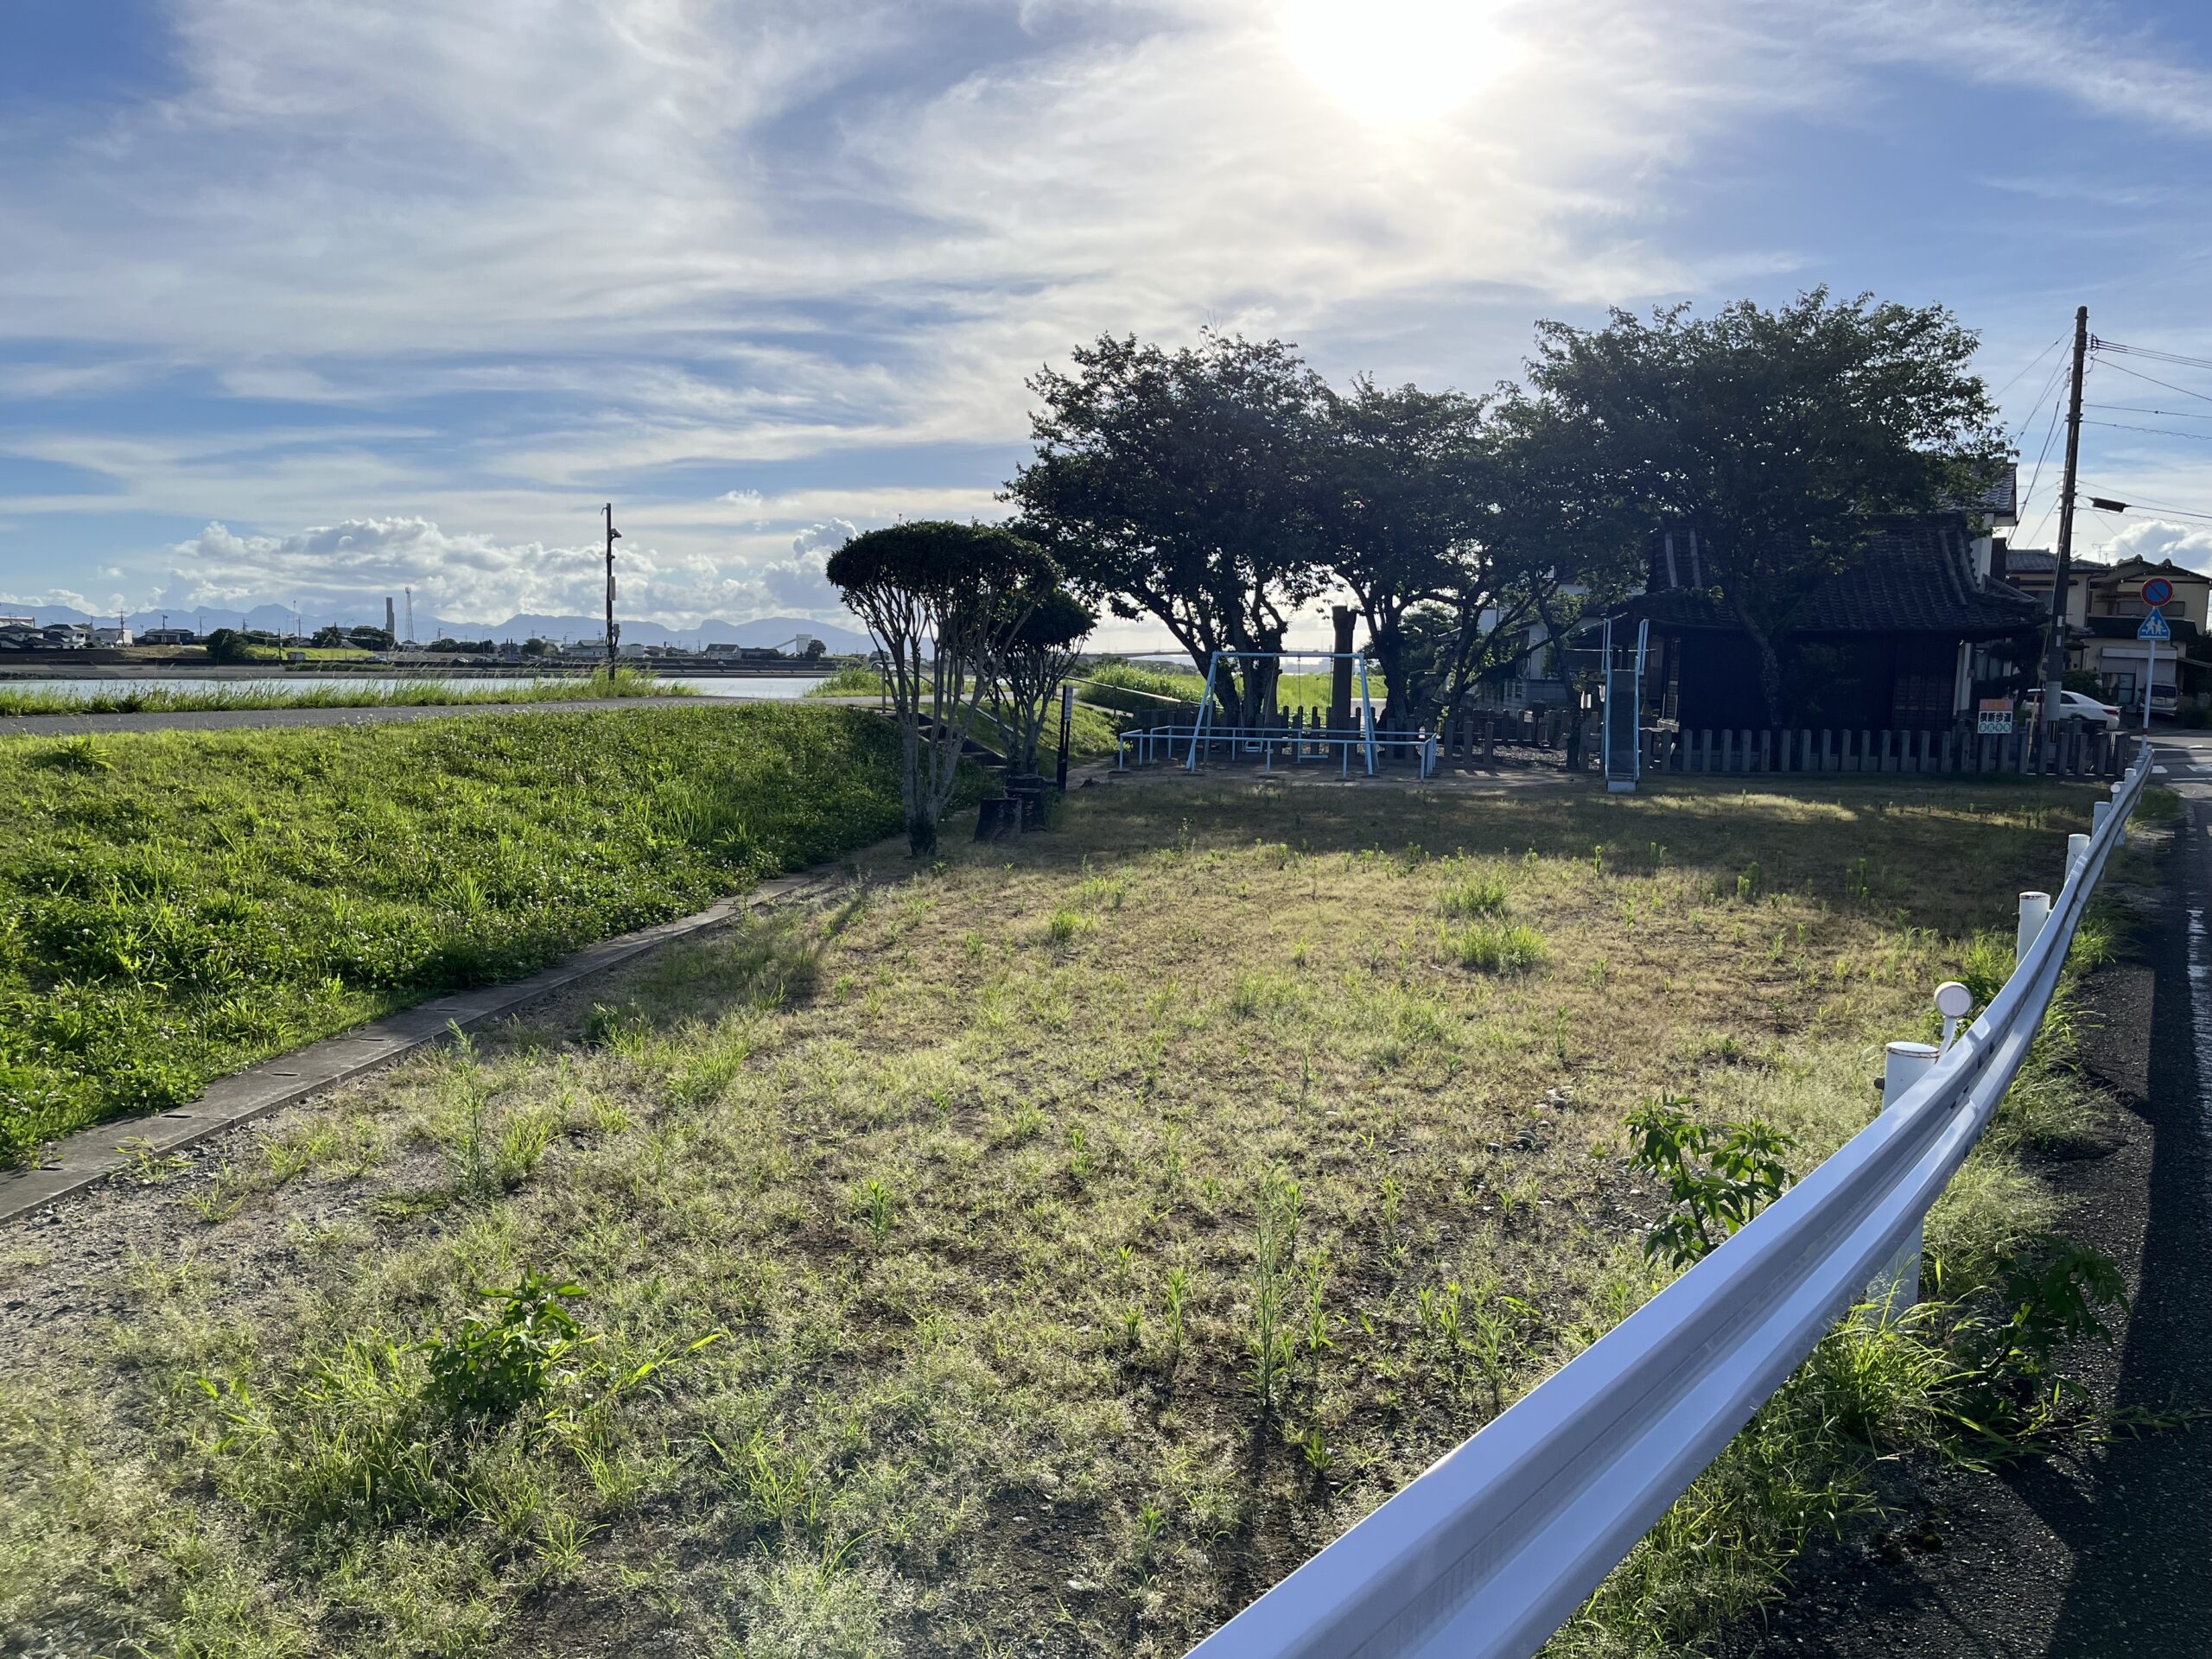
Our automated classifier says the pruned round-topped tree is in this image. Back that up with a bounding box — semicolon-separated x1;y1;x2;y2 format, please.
990;582;1095;779
827;521;1059;856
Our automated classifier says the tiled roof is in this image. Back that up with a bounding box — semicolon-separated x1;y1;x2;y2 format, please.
2001;547;2056;573
1617;520;2044;639
1968;468;2018;522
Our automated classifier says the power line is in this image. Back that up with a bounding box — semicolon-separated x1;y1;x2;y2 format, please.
2018;386;2068;520
2090;338;2212;375
2082;489;2212;524
1992;333;2068;402
2085;402;2212;421
2082;418;2212;443
2089;355;2212;407
2007;355;2073;448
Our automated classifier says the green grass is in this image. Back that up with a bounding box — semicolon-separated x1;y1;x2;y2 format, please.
0;704;919;1160
0;774;2123;1657
801;664;888;699
1072;662;1390;719
0;666;685;717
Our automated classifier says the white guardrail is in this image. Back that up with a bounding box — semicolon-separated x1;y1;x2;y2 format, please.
1189;742;2152;1659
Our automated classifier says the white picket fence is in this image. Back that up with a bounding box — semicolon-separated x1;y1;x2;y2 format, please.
1187;743;2152;1659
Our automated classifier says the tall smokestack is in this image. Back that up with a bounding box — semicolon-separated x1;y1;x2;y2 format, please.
386;597;397;639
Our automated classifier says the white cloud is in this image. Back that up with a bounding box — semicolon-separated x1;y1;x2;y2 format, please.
3;0;2211;620
2101;518;2212;571
161;514;870;628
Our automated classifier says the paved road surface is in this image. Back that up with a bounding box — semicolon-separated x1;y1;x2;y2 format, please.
0;694;763;737
1741;732;2212;1659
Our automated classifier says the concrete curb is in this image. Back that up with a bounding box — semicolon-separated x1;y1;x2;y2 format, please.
0;866;845;1224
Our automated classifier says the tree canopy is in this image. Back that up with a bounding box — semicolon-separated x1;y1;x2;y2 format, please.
1007;332;1331;725
826;521;1058;855
1516;289;2006;721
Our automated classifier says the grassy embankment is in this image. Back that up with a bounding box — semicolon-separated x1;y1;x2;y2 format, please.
804;668;1122;760
0;666;685;717
1077;662;1387;716
0;703;920;1161
0;772;2131;1656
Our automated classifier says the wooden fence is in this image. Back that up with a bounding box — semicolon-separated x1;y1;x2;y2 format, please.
1638;723;2130;778
1168;706;2133;779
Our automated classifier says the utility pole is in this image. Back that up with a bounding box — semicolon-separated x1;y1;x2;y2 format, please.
602;503;621;683
2044;305;2089;710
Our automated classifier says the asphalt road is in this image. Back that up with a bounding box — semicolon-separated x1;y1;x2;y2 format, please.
0;694;760;736
1738;733;2212;1659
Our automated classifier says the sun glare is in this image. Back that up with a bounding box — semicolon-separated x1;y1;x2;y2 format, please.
1281;0;1515;124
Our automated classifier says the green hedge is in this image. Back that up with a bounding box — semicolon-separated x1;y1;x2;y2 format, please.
0;705;910;1158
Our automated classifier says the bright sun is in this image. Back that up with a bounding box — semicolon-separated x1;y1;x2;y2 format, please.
1280;0;1516;124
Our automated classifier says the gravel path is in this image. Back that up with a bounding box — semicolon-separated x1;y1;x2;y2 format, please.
0;694;758;736
1736;736;2212;1659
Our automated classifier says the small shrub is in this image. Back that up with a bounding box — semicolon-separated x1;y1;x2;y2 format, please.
1446;922;1546;974
422;1269;591;1420
1626;1096;1795;1268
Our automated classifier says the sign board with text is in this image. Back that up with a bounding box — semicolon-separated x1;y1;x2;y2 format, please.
1977;699;2014;735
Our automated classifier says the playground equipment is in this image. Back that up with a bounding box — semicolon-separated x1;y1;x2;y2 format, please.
1113;650;1439;779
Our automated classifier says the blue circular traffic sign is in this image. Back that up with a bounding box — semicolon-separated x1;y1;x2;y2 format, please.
2143;575;2174;607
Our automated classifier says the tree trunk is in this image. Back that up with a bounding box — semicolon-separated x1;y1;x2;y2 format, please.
1727;596;1788;728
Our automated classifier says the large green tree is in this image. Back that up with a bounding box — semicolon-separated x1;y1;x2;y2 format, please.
1319;380;1643;729
826;522;1056;856
1007;333;1331;726
1520;289;2007;723
1315;377;1491;732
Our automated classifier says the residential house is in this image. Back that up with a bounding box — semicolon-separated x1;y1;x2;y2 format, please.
1996;548;2209;709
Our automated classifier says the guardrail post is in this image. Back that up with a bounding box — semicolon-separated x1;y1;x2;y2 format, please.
1870;1039;1940;1311
2017;890;2052;959
2091;798;2112;840
2067;831;2089;880
2110;779;2128;847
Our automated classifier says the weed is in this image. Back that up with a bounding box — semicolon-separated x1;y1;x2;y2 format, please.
1243;1166;1303;1414
1446;922;1546;975
1046;907;1095;948
1439;868;1510;918
1844;857;1874;906
856;1177;895;1244
422;1268;592;1420
1162;1266;1191;1362
116;1136;190;1185
1626;1097;1796;1268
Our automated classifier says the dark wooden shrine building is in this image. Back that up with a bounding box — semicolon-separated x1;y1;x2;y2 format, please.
1610;515;2044;731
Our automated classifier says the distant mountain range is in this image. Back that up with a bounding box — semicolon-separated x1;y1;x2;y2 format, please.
13;603;874;656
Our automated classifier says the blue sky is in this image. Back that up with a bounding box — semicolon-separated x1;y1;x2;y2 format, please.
4;0;2212;645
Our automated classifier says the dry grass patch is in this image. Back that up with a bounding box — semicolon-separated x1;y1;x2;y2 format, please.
0;775;2106;1657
